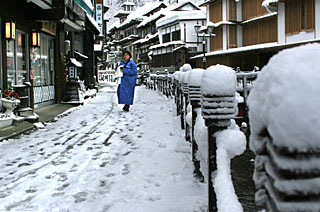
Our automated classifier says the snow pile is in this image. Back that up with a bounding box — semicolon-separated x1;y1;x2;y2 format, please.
248;43;320;212
194;108;208;182
215;125;246;212
201;65;237;96
248;43;320;153
194;111;246;211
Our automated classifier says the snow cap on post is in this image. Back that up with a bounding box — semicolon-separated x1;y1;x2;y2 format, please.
182;63;192;72
201;65;237;96
182;71;190;84
248;43;320;153
188;68;204;87
173;70;181;80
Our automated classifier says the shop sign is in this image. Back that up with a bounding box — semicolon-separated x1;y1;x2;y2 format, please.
41;22;56;36
96;0;103;36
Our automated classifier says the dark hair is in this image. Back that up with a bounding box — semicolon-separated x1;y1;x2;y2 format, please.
123;50;132;58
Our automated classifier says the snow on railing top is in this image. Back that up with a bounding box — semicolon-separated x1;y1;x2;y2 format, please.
188;68;204;87
248;43;320;153
201;65;237;96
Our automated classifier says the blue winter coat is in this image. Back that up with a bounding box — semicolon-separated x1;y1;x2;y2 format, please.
117;59;137;105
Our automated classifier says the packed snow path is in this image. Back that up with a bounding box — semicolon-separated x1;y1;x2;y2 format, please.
0;83;207;211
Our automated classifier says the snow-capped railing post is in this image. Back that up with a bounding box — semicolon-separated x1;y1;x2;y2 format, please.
236;71;259;124
173;72;182;116
248;44;320;212
188;68;205;181
201;65;238;212
178;72;185;129
182;71;191;142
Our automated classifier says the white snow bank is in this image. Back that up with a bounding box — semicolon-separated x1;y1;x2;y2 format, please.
188;68;204;87
248;43;320;153
201;65;237;96
214;128;246;212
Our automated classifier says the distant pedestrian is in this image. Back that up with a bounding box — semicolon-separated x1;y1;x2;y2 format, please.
117;51;137;112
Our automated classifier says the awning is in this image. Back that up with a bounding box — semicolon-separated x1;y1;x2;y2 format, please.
60;18;85;32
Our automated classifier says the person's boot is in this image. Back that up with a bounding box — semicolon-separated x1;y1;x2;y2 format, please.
123;105;130;112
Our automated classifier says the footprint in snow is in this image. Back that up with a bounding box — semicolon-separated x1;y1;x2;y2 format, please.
73;191;87;203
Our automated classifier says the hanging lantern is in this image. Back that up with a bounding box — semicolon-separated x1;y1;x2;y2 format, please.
31;31;40;48
5;21;16;40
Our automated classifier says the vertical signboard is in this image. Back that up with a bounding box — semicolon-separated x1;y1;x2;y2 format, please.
96;0;103;36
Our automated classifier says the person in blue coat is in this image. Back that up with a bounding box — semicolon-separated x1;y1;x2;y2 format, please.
117;51;137;112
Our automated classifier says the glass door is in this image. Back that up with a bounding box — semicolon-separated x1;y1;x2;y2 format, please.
6;31;28;87
16;31;28;85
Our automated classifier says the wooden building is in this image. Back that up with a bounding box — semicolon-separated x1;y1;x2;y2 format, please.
191;0;320;70
151;1;206;73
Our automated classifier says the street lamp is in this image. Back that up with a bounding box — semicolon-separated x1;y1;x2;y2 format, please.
194;22;215;69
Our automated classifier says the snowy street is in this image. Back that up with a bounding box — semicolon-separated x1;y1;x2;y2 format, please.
0;83;207;212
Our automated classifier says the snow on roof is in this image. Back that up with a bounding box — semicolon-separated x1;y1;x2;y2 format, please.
121;1;135;7
104;11;110;20
140;1;168;16
211;20;236;27
114;9;131;17
262;0;279;7
171;1;201;11
137;8;168;28
149;41;185;50
133;33;159;45
242;12;277;24
86;13;100;33
107;20;120;33
191;42;278;59
156;10;206;28
248;43;320;153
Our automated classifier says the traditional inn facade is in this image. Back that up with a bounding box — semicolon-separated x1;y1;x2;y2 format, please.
191;0;320;70
151;1;206;73
133;2;168;73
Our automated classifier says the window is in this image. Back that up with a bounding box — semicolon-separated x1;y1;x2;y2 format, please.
228;0;237;21
242;0;268;21
172;30;181;41
285;0;315;34
210;0;222;23
162;33;170;43
31;35;55;86
229;25;237;48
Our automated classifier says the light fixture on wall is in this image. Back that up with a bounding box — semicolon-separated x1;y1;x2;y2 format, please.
31;31;40;48
5;21;16;40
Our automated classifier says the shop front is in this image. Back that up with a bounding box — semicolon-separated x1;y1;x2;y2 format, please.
3;21;57;110
31;29;56;109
